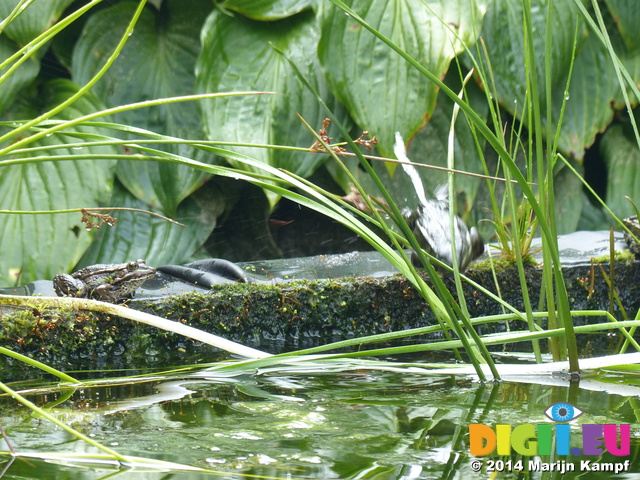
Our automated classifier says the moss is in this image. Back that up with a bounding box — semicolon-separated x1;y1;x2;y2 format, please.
472;254;538;273
2;258;639;370
591;249;636;265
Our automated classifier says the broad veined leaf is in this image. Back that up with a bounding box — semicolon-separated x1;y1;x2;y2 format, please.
548;33;619;160
0;80;118;284
481;0;630;161
318;0;488;157
601;123;640;219
576;192;610;231
0;0;71;116
197;10;348;186
546;5;640;161
72;0;214;216
0;0;74;48
216;0;315;20
0;36;40;115
613;9;640;112
76;180;221;268
604;0;640;54
479;0;588;111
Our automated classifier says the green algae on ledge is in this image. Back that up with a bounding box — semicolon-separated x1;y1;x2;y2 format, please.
1;259;639;370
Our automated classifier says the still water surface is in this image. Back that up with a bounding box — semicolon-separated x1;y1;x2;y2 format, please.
1;351;639;479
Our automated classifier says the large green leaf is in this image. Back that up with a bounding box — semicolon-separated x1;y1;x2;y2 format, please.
0;37;40;115
601;123;640;219
318;0;487;157
0;0;74;47
479;0;640;161
197;10;347;183
549;33;619;159
72;0;214;215
76;180;221;268
576;192;611;230
479;0;588;111
0;0;72;116
216;0;316;20
547;3;640;160
0;80;118;284
604;0;640;54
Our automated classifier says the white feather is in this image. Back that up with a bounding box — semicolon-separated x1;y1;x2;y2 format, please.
394;132;427;205
395;132;484;270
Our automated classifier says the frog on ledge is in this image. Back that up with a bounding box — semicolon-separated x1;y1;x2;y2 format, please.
53;260;156;303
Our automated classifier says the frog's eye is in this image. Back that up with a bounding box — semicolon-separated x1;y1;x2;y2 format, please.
544;403;583;422
127;261;139;270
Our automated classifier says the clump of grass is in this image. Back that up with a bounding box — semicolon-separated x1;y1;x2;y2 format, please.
489;201;540;265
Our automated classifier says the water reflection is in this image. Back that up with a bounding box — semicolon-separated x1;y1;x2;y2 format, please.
1;368;639;479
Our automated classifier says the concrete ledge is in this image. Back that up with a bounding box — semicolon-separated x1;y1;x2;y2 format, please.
2;255;639;374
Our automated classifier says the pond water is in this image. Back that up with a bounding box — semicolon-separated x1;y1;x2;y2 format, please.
237;230;628;282
1;231;638;478
1;352;639;479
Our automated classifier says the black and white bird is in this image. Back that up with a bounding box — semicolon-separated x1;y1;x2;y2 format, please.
394;132;484;271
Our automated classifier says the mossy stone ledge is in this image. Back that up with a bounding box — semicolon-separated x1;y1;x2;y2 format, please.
1;255;639;369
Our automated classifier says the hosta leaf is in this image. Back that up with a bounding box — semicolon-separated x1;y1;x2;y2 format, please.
0;37;40;115
576;192;611;231
216;0;315;20
549;33;619;160
479;0;588;110
0;80;118;284
604;0;640;54
0;0;74;47
481;0;635;161
318;0;487;157
601;123;640;219
72;0;214;215
482;0;638;160
197;10;347;185
547;5;640;160
76;180;221;268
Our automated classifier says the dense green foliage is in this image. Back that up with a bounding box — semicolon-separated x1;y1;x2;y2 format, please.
1;0;639;284
3;3;640;473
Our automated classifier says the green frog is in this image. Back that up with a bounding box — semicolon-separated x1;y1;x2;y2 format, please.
623;216;640;259
53;260;156;303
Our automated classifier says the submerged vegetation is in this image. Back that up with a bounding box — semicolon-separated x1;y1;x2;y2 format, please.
1;0;640;477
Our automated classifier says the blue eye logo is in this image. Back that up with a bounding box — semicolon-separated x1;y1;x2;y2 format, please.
544;402;583;422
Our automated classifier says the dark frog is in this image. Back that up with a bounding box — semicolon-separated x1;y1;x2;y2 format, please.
53;260;156;303
623;216;640;259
